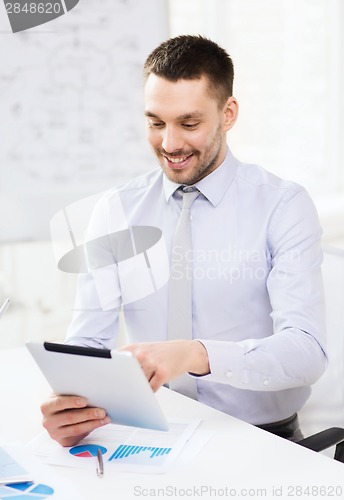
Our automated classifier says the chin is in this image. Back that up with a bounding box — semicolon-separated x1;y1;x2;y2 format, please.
165;169;194;185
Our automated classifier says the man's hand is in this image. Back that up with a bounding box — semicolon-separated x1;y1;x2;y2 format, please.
41;395;111;447
120;340;210;392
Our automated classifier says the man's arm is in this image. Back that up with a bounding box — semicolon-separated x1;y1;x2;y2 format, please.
42;191;124;445
120;339;209;391
64;271;121;349
194;188;327;390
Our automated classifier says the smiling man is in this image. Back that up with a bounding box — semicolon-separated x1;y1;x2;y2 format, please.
144;76;235;185
41;35;327;447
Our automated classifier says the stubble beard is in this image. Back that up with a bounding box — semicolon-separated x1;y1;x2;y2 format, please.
154;126;225;186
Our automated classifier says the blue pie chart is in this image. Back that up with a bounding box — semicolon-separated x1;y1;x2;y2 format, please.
69;444;107;458
0;482;54;498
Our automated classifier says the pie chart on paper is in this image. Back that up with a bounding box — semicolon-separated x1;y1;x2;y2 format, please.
69;444;107;458
0;482;54;498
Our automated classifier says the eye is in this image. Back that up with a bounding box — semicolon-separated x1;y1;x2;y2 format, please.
148;119;164;129
182;123;200;129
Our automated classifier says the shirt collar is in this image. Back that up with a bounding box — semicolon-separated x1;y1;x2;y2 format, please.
163;147;238;206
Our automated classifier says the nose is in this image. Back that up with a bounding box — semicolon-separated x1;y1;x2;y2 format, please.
161;126;184;154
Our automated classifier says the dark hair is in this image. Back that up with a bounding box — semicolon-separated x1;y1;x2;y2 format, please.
143;35;234;107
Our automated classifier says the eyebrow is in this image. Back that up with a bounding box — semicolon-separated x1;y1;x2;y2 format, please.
144;111;204;120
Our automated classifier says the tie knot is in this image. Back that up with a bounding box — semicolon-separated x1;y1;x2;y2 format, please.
180;186;200;209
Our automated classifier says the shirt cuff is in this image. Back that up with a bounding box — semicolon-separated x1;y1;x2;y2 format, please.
192;339;246;385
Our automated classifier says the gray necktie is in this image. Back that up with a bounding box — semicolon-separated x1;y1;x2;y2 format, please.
168;186;200;399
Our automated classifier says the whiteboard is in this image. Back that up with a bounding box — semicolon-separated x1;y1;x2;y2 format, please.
0;0;168;241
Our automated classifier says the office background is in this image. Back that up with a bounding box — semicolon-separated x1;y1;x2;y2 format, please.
1;0;343;349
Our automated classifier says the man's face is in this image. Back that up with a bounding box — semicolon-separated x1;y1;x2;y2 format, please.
144;74;232;185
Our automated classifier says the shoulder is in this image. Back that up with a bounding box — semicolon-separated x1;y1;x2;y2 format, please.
86;168;163;236
235;160;303;200
233;159;320;233
116;168;163;195
96;168;163;205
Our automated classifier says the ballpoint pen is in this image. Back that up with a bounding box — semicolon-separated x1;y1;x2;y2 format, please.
0;298;10;320
96;448;104;478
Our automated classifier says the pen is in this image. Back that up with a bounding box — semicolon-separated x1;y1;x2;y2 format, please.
96;448;104;478
0;298;10;320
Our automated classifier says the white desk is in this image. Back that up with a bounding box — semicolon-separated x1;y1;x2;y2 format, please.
0;347;343;500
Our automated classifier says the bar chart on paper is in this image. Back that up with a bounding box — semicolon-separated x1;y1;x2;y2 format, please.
108;444;172;465
46;420;201;471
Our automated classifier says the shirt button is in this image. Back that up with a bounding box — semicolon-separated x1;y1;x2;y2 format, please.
226;370;232;378
263;379;270;386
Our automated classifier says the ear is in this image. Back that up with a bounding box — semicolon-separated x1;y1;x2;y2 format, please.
223;96;239;132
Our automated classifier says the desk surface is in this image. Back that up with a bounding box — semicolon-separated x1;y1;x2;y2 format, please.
0;347;343;500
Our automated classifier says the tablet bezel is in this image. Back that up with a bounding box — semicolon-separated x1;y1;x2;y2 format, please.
26;341;169;432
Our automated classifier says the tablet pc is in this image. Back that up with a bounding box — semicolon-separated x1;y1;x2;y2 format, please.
26;342;169;432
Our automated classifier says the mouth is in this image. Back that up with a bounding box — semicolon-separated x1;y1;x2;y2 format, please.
162;153;193;169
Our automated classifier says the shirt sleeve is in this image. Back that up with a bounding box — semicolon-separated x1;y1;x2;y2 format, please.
196;188;328;391
64;271;121;349
64;191;122;349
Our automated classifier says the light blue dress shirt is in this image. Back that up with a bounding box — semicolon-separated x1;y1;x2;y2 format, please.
65;148;327;425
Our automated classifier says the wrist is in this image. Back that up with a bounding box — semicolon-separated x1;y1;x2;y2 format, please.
188;340;210;376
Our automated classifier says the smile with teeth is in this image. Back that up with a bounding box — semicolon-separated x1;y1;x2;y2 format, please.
164;154;192;163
